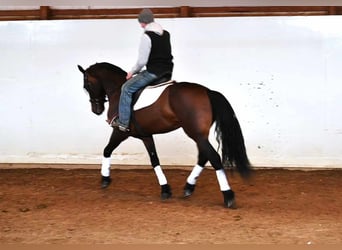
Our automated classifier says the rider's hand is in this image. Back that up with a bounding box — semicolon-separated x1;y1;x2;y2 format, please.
126;72;133;80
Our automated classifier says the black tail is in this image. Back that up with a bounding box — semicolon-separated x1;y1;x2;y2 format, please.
208;90;251;178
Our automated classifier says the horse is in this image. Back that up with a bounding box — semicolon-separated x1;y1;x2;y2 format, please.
78;62;251;208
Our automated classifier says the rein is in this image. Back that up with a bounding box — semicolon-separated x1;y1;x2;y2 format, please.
107;115;118;126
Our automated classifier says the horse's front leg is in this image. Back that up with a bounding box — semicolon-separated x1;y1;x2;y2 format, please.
101;129;129;188
141;136;172;200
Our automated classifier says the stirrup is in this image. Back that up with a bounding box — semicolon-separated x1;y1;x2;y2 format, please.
109;117;130;132
118;125;130;132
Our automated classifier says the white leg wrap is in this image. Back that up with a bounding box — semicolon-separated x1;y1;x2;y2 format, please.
187;164;204;185
101;157;111;177
154;165;167;185
216;169;231;191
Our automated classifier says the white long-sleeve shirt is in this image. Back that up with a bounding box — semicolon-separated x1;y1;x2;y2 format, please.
130;22;164;75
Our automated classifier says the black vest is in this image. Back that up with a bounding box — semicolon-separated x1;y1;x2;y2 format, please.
145;30;174;77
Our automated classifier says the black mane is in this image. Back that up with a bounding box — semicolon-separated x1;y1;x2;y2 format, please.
87;62;127;77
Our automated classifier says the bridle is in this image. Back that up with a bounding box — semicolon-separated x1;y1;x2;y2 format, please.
83;68;119;125
83;73;108;105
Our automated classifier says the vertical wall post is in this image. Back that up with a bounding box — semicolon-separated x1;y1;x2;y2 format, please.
40;6;50;20
328;6;337;15
180;6;191;17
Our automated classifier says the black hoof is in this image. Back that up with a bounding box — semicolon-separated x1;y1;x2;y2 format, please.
222;190;236;209
161;184;172;200
183;182;195;197
101;176;112;189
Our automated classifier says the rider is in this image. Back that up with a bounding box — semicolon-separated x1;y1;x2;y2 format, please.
112;8;174;132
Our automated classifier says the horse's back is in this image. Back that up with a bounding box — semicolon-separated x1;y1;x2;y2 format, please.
133;81;213;136
168;81;211;107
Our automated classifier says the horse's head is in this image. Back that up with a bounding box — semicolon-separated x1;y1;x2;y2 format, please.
78;65;107;115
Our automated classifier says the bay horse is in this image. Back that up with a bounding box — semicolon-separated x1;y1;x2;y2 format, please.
78;62;251;208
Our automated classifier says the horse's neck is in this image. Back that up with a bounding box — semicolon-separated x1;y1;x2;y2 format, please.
105;92;118;122
104;77;124;121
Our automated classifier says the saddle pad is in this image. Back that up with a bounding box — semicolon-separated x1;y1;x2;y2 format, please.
133;81;174;111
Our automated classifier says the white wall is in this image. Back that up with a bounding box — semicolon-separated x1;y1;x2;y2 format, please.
0;16;341;168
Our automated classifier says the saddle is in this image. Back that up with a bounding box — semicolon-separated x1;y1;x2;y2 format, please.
132;72;172;107
150;72;172;86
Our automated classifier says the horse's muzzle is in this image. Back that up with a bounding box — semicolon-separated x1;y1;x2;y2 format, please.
91;102;104;115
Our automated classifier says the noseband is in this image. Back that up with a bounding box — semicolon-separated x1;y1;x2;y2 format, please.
90;97;108;105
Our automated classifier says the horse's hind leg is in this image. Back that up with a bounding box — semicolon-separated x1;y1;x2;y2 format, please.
183;152;207;197
141;136;172;200
196;138;235;208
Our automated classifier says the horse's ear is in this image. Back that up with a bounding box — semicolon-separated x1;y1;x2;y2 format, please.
78;65;85;74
